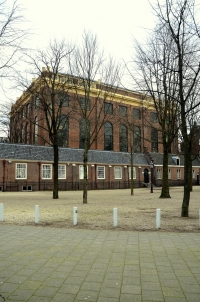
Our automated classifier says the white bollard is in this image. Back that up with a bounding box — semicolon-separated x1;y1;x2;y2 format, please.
0;203;4;222
35;205;39;224
113;208;118;227
73;207;78;225
156;208;161;229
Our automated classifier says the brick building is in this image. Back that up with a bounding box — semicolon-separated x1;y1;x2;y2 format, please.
0;143;199;192
9;71;177;154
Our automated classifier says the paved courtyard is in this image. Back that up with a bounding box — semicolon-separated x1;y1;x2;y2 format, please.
0;225;200;301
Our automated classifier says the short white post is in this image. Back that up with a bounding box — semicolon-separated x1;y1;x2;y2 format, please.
113;208;118;227
73;207;78;225
0;203;4;221
156;208;161;229
35;205;39;224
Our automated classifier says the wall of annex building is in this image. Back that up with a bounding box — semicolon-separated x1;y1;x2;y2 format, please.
0;158;200;192
10;87;178;154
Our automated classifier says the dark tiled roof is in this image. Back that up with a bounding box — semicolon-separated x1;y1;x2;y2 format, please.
149;152;200;166
0;143;149;166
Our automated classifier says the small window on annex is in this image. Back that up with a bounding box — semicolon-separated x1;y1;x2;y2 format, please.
168;169;171;179
114;166;122;179
42;164;52;179
79;165;88;179
58;165;66;179
16;163;27;179
79;97;90;110
157;169;162;179
57;93;69;107
104;102;113;114
128;167;136;179
133;108;141;120
177;169;181;179
119;105;127;116
97;166;105;179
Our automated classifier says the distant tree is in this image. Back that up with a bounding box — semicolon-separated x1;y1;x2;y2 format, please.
132;23;179;199
150;0;200;216
12;40;73;199
68;31;122;204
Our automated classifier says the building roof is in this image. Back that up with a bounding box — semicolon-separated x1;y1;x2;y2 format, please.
149;152;200;166
0;143;149;166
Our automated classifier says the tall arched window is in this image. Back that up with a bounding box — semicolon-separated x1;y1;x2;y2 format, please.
58;115;68;147
151;128;158;152
80;118;90;149
119;124;128;152
104;122;113;151
134;126;141;153
34;117;38;145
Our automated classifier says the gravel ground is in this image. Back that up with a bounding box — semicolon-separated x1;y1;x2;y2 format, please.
0;186;200;232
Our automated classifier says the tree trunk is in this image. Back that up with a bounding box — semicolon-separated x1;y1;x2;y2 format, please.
83;149;88;204
181;155;191;217
130;148;134;195
53;144;59;199
160;147;170;198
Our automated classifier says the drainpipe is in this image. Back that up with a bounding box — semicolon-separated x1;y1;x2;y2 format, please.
38;162;41;191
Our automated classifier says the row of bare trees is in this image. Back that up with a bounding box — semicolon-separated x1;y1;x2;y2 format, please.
130;0;200;217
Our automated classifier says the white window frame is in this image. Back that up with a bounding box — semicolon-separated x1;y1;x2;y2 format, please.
58;165;66;179
97;166;105;179
16;163;27;179
128;167;136;179
157;169;162;179
168;169;171;179
114;166;122;179
192;169;195;179
79;165;88;179
42;164;52;179
177;169;181;179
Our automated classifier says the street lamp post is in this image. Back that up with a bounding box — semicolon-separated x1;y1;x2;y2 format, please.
150;160;154;193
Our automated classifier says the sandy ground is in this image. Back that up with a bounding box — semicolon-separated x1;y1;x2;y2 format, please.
0;186;200;232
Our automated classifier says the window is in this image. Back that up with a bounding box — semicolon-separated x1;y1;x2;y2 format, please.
35;96;40;108
58;165;66;179
177;169;181;179
119;124;128;152
157;169;162;179
26;104;30;116
42;164;52;179
80;97;90;110
34;117;38;145
97;166;105;179
104;102;113;114
133;108;141;120
57;93;69;107
172;156;180;165
58;115;68;147
79;165;88;179
119;105;127;116
129;167;136;179
114;166;122;179
80;118;90;149
151;128;158;152
150;112;157;122
192;170;195;179
104;122;113;151
16;163;27;179
134;126;141;153
168;169;171;179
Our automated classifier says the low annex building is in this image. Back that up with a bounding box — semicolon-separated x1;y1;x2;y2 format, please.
0;143;200;192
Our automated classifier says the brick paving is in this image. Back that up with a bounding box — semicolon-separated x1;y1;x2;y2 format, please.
0;225;200;301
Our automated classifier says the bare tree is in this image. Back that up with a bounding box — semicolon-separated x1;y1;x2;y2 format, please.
68;31;122;204
150;0;200;216
131;23;179;199
12;40;73;199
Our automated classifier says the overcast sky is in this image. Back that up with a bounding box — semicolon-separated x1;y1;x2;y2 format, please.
1;0;157;109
